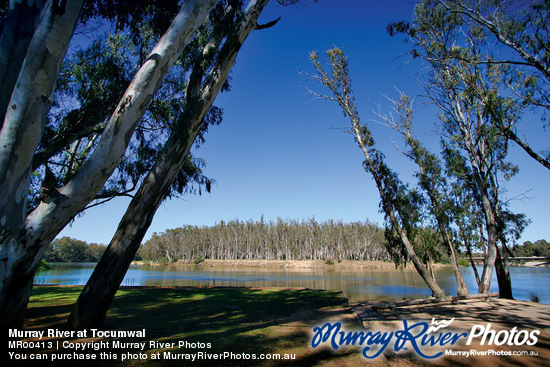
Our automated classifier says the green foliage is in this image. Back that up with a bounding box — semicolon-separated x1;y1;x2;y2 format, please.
457;259;470;267
530;292;541;303
389;0;550;169
513;240;550;257
193;257;205;265
44;237;106;262
36;259;52;273
29;0;229;212
157;257;171;265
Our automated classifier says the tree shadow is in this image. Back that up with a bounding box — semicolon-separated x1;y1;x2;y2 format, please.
352;298;550;367
21;286;369;366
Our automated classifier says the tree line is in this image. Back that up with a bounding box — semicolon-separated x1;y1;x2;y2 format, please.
41;233;548;264
512;240;550;258
138;217;390;263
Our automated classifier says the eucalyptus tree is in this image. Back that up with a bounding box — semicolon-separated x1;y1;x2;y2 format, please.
374;92;469;296
442;143;484;287
439;0;550;170
306;48;446;298
67;0;299;329
388;0;527;296
138;217;388;262
0;0;219;330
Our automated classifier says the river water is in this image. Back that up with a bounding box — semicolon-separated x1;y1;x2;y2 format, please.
35;263;550;304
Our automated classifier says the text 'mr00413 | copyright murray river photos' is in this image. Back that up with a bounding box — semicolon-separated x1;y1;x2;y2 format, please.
7;328;297;362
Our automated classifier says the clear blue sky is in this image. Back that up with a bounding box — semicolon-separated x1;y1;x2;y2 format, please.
59;0;549;246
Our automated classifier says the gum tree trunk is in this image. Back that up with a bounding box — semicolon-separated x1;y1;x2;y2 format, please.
0;0;84;331
67;0;272;330
0;0;217;331
0;0;46;124
360;151;446;299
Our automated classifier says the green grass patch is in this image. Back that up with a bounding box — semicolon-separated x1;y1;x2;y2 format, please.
21;286;362;366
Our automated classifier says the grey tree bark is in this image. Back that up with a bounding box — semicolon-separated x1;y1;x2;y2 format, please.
0;0;46;124
0;0;84;331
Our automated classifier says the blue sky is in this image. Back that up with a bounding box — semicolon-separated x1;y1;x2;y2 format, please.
59;0;549;246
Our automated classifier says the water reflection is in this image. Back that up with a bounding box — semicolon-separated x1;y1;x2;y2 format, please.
35;263;550;304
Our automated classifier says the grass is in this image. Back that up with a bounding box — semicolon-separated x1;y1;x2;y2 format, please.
20;286;366;366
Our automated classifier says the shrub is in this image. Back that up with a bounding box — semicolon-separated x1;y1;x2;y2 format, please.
36;259;52;273
457;259;470;267
530;292;541;303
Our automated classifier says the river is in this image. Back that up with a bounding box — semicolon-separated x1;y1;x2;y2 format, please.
34;263;550;304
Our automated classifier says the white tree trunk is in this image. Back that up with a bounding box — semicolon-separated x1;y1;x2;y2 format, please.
0;0;219;330
68;0;272;330
0;0;83;232
0;0;47;124
0;0;84;332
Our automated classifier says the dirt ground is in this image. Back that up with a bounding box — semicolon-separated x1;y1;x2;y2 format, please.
349;297;550;366
175;259;431;269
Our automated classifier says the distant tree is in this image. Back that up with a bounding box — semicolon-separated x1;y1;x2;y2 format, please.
87;243;107;262
138;218;388;262
513;239;550;257
44;237;106;262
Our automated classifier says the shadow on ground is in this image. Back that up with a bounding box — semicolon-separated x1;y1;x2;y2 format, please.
20;286;371;366
352;298;550;367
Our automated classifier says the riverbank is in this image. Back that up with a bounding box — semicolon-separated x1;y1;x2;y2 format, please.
16;286;550;366
134;259;447;269
352;297;550;366
134;258;548;268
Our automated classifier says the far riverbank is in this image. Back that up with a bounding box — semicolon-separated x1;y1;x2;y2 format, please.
133;259;433;269
133;259;549;268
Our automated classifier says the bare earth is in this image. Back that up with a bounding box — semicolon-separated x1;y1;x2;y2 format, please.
348;298;550;366
174;259;437;269
131;259;549;366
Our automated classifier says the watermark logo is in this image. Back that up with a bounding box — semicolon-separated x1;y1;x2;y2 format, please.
427;317;454;333
310;319;539;359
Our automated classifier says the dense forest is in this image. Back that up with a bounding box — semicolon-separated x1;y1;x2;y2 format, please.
138;217;390;263
512;240;550;258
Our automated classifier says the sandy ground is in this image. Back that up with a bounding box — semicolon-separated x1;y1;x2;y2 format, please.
170;259;437;269
349;297;550;366
140;259;547;269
